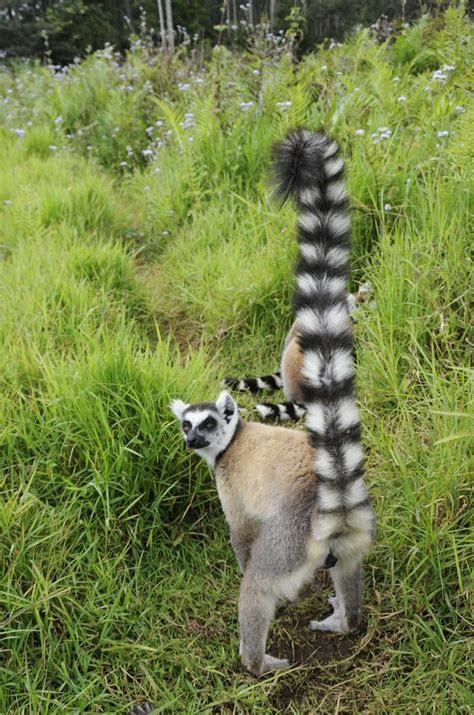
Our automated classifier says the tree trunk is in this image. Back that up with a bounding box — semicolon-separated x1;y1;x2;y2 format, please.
226;0;231;36
157;0;167;52
270;0;277;31
248;0;254;27
164;0;174;54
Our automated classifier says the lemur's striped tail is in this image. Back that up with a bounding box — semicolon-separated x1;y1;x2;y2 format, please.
272;130;375;543
126;702;156;715
221;372;283;393
255;401;306;422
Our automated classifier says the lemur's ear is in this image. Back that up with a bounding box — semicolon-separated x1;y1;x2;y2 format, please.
215;390;237;423
170;399;188;420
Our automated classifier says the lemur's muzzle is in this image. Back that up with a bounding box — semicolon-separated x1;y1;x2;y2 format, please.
186;430;210;450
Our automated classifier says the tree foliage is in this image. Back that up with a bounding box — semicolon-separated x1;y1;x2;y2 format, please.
0;0;448;63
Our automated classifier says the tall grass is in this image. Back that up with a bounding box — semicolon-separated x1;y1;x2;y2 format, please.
0;7;472;712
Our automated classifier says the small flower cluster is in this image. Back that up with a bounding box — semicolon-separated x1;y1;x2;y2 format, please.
180;112;195;130
371;127;392;144
431;64;456;84
239;101;254;112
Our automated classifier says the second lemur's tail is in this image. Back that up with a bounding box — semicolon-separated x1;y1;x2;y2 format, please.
272;130;375;544
221;372;283;393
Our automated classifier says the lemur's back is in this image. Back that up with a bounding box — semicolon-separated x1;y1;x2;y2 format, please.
215;421;315;522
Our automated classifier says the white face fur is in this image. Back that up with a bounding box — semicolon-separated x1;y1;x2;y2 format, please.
170;390;240;467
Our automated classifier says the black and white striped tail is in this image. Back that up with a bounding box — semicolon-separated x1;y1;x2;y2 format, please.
272;130;375;542
255;401;306;422
126;702;156;715
221;372;283;393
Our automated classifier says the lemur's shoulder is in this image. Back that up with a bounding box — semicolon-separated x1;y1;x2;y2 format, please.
215;420;315;519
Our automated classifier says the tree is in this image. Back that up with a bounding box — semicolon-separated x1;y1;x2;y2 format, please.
157;0;167;51
165;0;174;53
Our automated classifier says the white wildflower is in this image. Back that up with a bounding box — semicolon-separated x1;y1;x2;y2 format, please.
355;129;365;136
442;63;455;72
397;95;406;103
240;101;254;111
119;161;128;167
384;203;392;210
49;144;58;151
437;130;449;137
393;76;400;82
454;106;465;113
12;128;25;137
144;186;151;193
146;126;154;135
276;101;292;109
4;199;12;205
177;82;191;91
142;148;154;157
55;115;63;124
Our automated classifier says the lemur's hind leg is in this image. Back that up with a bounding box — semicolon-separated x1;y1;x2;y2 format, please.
255;401;306;422
239;572;289;676
309;558;363;634
221;372;283;394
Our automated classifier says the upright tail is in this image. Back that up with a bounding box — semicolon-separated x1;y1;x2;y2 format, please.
272;130;375;543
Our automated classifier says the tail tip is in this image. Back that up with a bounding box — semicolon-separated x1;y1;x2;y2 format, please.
271;128;341;204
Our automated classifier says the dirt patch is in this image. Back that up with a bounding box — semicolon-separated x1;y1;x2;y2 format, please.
265;574;374;712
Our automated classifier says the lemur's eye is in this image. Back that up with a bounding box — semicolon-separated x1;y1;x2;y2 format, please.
204;417;217;430
182;421;191;433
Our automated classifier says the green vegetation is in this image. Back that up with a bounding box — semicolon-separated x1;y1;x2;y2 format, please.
0;0;438;64
1;7;472;713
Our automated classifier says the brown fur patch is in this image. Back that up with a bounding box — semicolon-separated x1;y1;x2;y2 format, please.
281;329;305;403
215;421;314;524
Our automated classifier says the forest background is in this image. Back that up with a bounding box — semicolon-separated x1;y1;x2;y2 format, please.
1;0;449;63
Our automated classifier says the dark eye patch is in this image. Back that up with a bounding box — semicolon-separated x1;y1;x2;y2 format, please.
182;420;191;433
202;417;217;430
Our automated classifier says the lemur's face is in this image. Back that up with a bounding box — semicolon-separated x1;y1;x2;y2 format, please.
170;391;239;464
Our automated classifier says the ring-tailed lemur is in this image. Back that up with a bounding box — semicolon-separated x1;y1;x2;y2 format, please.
222;284;373;422
171;130;375;676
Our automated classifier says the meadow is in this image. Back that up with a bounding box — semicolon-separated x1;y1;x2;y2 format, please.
0;7;472;713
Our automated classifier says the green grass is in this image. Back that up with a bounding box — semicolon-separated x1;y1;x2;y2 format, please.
1;7;473;713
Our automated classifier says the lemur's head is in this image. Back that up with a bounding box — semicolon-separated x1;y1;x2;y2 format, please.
170;390;240;466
